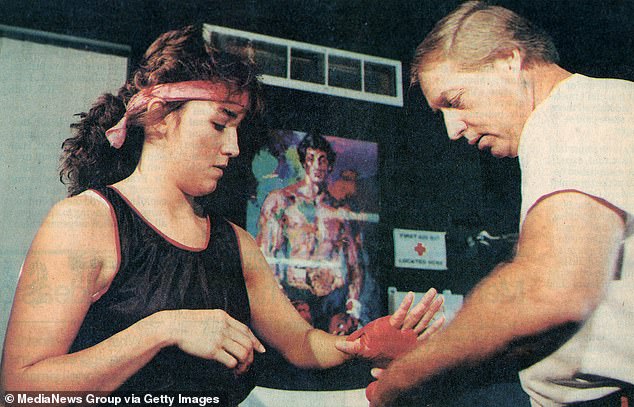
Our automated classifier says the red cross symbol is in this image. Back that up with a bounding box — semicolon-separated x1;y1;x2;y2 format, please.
414;242;426;256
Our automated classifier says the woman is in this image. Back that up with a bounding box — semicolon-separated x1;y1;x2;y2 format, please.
1;25;443;405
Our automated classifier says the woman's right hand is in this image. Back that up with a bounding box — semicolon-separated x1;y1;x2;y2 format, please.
156;309;266;375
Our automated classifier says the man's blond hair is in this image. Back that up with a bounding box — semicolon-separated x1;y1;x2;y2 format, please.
410;1;559;83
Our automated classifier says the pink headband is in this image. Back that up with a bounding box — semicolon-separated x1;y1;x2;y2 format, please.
105;81;249;149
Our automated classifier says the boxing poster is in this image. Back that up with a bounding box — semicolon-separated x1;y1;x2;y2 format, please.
247;130;381;336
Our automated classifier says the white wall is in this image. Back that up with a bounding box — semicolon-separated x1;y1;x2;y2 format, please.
0;34;128;350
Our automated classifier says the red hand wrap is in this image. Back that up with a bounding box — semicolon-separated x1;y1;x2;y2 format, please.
347;316;417;360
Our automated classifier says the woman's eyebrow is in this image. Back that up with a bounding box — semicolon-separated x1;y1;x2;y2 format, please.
222;108;238;119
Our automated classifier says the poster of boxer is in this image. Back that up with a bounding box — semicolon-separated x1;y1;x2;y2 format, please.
247;130;381;336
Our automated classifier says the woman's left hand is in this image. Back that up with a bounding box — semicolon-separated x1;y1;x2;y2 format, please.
390;288;445;340
335;288;445;363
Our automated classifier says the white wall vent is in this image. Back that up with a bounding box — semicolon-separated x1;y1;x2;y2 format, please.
204;24;403;107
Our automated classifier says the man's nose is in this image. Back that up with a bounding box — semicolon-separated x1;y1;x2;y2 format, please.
443;110;467;141
310;157;326;169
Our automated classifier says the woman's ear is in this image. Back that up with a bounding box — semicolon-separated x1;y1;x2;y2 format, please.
145;98;169;139
145;98;169;146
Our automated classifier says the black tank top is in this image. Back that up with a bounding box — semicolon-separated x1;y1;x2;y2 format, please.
70;187;255;405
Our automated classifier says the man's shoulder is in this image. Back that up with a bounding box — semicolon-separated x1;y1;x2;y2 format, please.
527;74;634;139
268;182;302;198
261;183;300;210
557;74;634;106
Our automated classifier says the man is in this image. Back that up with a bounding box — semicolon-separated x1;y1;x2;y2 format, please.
369;2;633;406
256;133;365;334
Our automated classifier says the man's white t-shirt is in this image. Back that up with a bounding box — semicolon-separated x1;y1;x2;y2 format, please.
517;74;634;406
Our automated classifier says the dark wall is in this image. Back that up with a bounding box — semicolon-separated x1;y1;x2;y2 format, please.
3;0;632;402
3;0;632;300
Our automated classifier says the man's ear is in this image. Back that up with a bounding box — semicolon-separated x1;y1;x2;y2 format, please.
495;48;523;76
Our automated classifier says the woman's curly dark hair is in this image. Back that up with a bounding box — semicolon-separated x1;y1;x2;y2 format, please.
60;24;263;196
